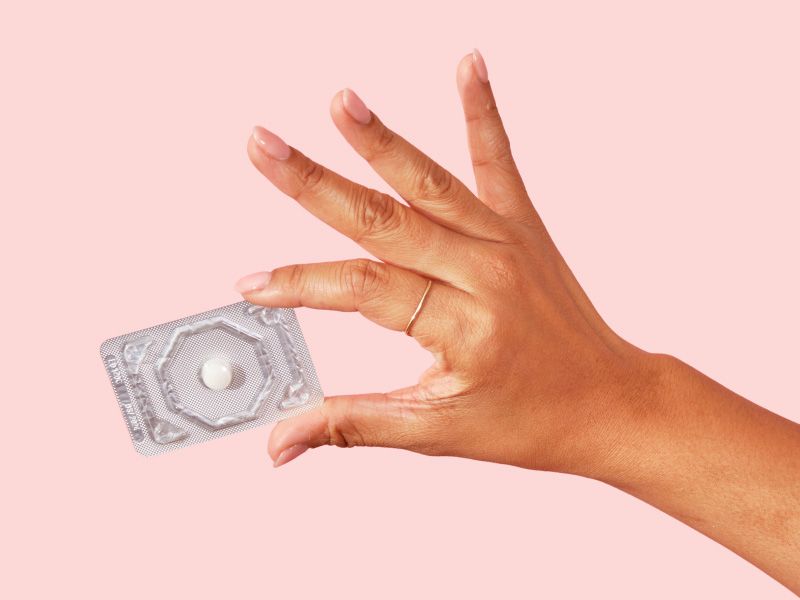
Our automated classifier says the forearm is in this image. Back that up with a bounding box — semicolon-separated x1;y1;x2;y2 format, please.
600;354;800;593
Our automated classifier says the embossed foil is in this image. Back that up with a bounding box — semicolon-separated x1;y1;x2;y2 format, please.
100;302;324;456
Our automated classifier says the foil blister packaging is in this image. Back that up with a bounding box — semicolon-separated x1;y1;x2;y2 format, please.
100;301;323;456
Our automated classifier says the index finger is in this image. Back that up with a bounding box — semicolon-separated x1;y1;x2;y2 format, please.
456;50;540;226
248;127;470;283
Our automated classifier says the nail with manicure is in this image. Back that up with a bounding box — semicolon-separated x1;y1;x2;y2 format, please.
235;271;272;294
273;443;309;468
342;88;372;125
472;48;489;83
252;126;292;160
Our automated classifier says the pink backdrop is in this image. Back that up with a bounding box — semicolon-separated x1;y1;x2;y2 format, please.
3;1;798;597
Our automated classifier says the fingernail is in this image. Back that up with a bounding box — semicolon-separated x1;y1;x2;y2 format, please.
235;270;272;294
342;88;372;124
273;443;309;468
252;126;291;160
472;48;489;83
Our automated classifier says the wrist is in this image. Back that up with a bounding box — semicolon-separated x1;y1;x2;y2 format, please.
570;349;686;485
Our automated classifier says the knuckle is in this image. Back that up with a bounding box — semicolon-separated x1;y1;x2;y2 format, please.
489;135;514;163
294;160;325;199
324;404;366;449
280;263;307;292
415;159;456;201
470;154;493;169
469;99;515;166
342;259;388;301
370;125;398;159
459;306;507;369
463;110;481;124
477;247;524;290
470;141;513;169
465;98;498;124
352;188;402;240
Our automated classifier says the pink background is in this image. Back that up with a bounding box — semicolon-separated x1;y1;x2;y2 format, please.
3;1;799;597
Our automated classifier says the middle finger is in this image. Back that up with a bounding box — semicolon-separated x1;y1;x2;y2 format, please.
248;128;467;283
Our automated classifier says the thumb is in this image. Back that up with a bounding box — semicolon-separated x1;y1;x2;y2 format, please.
268;393;434;467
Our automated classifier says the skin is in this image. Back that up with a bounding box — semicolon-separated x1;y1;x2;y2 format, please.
238;52;800;593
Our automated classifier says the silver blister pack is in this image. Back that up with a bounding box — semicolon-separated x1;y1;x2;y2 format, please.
100;301;323;456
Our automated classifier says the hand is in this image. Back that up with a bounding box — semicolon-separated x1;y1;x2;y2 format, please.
235;49;662;476
237;50;800;593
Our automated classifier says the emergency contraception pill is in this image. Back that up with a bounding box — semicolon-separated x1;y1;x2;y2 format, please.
100;301;324;456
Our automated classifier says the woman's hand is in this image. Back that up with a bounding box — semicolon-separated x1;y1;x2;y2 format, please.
236;49;662;476
237;49;800;593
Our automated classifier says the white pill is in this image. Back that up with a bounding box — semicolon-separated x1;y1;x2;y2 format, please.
201;357;233;391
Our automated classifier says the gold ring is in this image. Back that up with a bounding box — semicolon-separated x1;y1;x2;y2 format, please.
404;279;433;336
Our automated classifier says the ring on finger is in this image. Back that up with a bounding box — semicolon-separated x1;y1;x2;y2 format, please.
404;279;433;336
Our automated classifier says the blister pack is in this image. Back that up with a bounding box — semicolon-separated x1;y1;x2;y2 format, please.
100;301;323;456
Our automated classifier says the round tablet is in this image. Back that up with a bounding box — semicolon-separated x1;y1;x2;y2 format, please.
201;357;233;391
